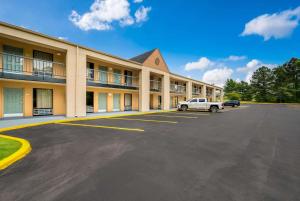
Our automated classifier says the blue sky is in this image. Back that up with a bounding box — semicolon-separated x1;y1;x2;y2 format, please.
1;0;299;86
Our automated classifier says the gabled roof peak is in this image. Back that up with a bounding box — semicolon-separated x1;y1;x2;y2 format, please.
129;48;158;64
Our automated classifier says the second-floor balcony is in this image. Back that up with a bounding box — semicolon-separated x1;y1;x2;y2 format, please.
170;84;186;94
86;69;139;90
0;52;66;83
150;80;161;92
192;88;201;95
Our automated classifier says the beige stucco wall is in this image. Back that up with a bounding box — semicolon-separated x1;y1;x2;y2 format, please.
87;87;139;112
0;80;65;118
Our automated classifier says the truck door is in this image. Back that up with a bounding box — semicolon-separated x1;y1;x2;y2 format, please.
197;98;206;110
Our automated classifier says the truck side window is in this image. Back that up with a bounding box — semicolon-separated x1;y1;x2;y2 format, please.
190;99;198;102
199;99;205;102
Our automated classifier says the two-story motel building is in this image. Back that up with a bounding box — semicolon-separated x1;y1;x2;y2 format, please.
0;22;223;118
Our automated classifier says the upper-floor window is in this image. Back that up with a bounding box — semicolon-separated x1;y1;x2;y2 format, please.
87;62;94;80
113;69;122;85
124;70;132;86
33;50;53;77
3;45;24;73
99;66;108;83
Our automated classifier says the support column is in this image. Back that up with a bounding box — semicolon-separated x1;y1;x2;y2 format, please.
76;48;87;117
66;47;77;117
162;74;170;110
220;89;224;102
186;81;192;100
139;68;150;112
212;88;216;102
201;85;207;98
66;47;87;117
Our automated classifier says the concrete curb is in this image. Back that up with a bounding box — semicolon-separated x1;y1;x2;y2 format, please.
0;110;174;170
0;110;174;133
0;134;32;170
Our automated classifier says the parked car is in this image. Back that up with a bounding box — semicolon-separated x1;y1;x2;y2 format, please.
177;98;224;113
223;100;240;107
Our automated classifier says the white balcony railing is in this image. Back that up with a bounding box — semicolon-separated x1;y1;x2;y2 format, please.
150;80;161;92
0;52;66;81
86;69;139;87
170;84;186;94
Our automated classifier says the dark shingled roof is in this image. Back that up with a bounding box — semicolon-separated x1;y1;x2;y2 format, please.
129;49;157;63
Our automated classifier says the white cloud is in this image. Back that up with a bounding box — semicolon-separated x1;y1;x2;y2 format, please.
237;59;277;83
226;55;247;61
135;6;151;23
241;6;300;40
184;57;216;71
58;36;68;40
133;0;143;3
202;68;233;87
69;0;151;31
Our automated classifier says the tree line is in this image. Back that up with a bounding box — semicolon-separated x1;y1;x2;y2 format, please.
224;58;300;103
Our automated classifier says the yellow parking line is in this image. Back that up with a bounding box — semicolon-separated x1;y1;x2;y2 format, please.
147;115;198;119
166;112;210;116
111;117;178;124
56;123;144;132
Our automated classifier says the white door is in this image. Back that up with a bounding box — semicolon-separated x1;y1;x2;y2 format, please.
4;88;23;117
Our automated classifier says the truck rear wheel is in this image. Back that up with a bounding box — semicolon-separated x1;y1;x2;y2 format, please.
181;105;188;111
210;106;219;113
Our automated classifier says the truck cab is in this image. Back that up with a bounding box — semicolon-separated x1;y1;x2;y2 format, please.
177;98;224;112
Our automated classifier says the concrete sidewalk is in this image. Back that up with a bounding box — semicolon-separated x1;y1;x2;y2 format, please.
0;111;147;129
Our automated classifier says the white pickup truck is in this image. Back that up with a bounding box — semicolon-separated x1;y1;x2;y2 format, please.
177;98;224;112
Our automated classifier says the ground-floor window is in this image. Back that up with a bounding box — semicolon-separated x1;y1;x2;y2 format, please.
86;92;94;113
3;88;24;117
113;93;121;111
33;88;53;116
124;93;132;111
158;95;162;109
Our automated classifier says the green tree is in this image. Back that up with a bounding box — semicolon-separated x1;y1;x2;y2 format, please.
251;66;275;102
282;58;300;102
224;79;238;93
225;92;241;100
237;81;253;101
273;66;293;102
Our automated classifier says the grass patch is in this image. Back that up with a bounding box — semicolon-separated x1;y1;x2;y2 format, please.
0;137;22;160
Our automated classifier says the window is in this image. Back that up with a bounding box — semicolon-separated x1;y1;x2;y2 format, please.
33;89;53;109
113;69;122;85
124;70;133;86
99;66;108;83
33;88;53;116
33;50;53;77
3;45;24;73
199;99;205;102
190;99;198;103
87;62;94;80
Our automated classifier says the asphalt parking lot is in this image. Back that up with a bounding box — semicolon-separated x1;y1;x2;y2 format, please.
0;104;300;201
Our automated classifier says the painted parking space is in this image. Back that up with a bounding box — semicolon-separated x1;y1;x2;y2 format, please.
109;117;178;124
1;105;300;201
147;114;198;119
56;122;145;132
